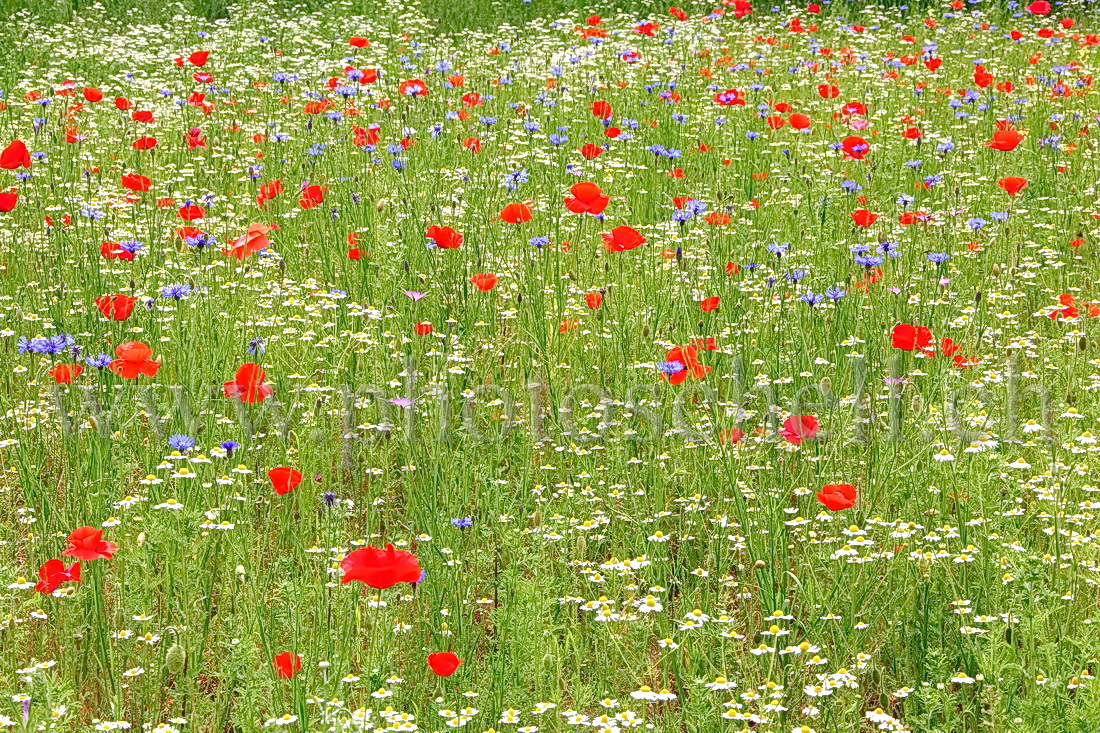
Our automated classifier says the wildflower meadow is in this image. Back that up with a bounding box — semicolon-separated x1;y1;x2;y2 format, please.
2;0;1100;730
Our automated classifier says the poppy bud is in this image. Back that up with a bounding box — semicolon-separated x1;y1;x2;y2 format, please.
819;377;831;396
136;531;146;547
166;643;186;675
753;559;767;569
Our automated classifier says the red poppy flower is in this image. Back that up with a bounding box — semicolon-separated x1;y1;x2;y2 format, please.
788;113;811;129
397;79;428;96
273;652;301;679
461;92;482;108
564;182;609;215
340;544;422;588
303;99;335;115
62;526;119;561
850;209;879;227
590;100;613;119
0;188;16;213
601;225;646;253
120;173;151;192
841;135;870;160
109;342;160;379
115;97;133;110
188;50;210;66
579;143;604;160
700;296;720;312
730;0;752;17
705;212;731;226
49;363;82;384
1027;0;1050;14
692;337;718;351
585;292;603;309
268;467;303;496
178;203;205;221
997;177;1028;196
224;363;273;403
462;137;481;152
891;323;934;355
987;129;1024;151
470;273;498;292
94;294;138;321
131;110;155;124
426;225;463;249
779;415;819;444
35;558;81;594
349;36;370;47
663;345;710;385
256;179;284;207
817;483;856;511
82;87;103;102
428;652;464;677
223;223;277;260
499;202;533;223
131;136;157;150
0;140;30;169
298;184;327;209
841;101;868;117
713;89;746;105
100;241;133;261
718;427;745;445
817;83;839;98
415;322;434;335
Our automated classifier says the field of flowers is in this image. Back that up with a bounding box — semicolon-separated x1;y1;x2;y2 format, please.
2;0;1100;730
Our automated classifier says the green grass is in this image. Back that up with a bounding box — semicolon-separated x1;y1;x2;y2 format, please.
0;0;1099;731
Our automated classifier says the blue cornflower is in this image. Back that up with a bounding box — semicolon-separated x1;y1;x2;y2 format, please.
854;254;885;267
825;286;847;302
684;199;709;215
86;353;112;369
160;283;192;300
928;252;950;264
168;434;196;452
656;361;685;375
220;441;240;457
502;170;528;191
450;517;474;529
247;337;266;355
529;236;550;248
